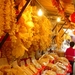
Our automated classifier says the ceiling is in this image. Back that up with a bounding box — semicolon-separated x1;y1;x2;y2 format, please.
15;0;75;29
35;0;75;29
37;0;74;15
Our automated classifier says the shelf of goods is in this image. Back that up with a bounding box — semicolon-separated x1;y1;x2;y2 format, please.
0;53;72;75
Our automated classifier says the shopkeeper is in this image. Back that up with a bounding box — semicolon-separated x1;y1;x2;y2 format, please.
65;41;75;75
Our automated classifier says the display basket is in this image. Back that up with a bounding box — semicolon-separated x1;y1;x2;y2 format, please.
66;63;72;73
57;71;67;75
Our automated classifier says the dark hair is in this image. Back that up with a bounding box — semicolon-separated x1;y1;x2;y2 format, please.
70;42;74;47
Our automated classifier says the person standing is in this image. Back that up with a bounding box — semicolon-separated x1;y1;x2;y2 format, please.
65;41;75;75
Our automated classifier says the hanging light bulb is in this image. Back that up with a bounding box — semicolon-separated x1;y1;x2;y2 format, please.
37;9;43;16
57;17;61;22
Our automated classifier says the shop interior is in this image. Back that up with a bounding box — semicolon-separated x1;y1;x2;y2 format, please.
0;0;75;75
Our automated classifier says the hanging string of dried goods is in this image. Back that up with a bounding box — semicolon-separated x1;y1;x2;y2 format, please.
53;25;64;49
0;0;16;41
17;5;53;52
0;0;53;64
51;0;71;28
0;0;30;59
0;0;17;63
51;0;73;49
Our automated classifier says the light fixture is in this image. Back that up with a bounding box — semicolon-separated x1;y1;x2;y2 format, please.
37;9;43;16
56;17;61;22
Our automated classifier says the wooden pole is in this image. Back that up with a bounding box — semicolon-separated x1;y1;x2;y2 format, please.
0;33;9;49
58;22;66;32
52;23;58;31
61;29;68;37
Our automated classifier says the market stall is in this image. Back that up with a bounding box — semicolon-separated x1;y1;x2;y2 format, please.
0;0;75;75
